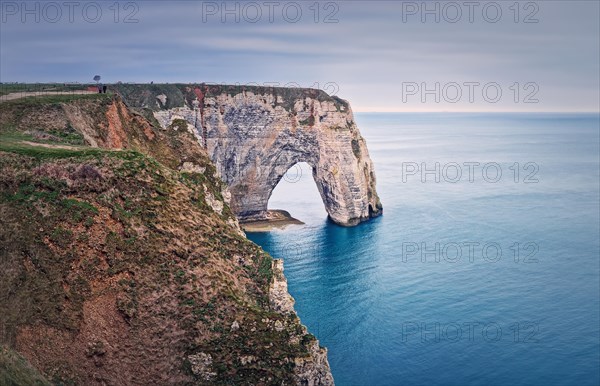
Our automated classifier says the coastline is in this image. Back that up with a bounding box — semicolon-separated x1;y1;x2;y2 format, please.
241;209;304;232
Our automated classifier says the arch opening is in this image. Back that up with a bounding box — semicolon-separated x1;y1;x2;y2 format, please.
267;162;328;225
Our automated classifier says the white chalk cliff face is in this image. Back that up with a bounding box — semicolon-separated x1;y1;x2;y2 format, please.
203;90;382;226
117;84;382;226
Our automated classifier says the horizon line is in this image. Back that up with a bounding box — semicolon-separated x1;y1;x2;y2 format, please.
1;83;597;114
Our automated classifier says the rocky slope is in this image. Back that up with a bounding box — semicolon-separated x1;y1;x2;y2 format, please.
0;345;51;385
111;84;383;226
0;93;333;385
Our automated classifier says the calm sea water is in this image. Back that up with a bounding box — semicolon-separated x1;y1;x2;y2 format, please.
247;113;600;386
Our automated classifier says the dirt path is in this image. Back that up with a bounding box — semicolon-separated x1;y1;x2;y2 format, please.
0;90;97;103
20;141;81;150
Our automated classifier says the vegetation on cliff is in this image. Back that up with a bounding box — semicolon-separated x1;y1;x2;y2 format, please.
0;345;51;386
0;93;331;385
110;83;350;113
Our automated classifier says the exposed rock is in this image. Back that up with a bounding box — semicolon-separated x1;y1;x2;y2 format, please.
180;161;206;174
227;217;246;237
235;254;247;266
153;106;203;144
269;259;334;385
269;259;295;314
205;90;382;226
274;320;284;332
114;84;383;226
85;341;106;358
203;185;224;215
156;94;167;106
239;355;256;366
294;341;335;386
187;352;216;381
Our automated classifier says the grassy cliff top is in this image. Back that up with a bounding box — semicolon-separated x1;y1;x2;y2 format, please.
110;83;350;111
1;82;350;112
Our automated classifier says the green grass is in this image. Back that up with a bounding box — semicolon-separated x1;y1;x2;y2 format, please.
0;132;149;161
0;83;92;97
0;93;111;106
47;126;87;145
0;139;104;159
257;254;273;285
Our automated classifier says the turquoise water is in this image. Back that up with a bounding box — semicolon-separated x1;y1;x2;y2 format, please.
247;113;600;386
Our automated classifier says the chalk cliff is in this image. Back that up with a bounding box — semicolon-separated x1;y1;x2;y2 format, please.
113;84;383;226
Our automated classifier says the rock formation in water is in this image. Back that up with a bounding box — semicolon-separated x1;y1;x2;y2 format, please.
113;84;383;226
0;93;333;385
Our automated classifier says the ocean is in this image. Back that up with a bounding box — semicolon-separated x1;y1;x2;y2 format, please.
247;113;600;386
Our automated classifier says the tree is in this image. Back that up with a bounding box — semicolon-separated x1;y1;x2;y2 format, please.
93;75;101;84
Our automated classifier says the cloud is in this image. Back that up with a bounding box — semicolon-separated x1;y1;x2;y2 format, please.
1;0;598;112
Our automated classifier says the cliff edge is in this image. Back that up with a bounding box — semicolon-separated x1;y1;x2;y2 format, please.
0;93;333;385
112;84;383;226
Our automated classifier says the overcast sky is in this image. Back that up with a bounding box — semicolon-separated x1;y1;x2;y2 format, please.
1;1;598;112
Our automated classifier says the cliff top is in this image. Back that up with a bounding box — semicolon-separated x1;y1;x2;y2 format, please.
110;83;350;111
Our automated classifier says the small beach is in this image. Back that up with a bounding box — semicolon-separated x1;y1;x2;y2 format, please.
241;209;305;232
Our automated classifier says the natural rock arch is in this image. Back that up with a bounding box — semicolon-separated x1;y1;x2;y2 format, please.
113;84;382;226
202;88;382;226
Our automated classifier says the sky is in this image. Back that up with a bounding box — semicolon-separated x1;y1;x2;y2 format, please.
1;0;599;112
